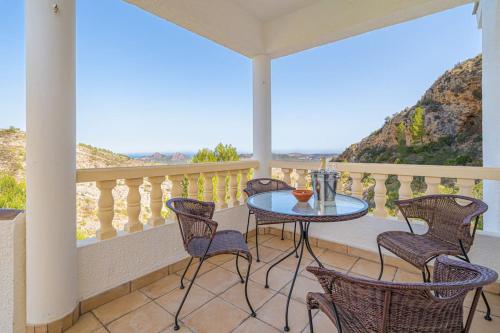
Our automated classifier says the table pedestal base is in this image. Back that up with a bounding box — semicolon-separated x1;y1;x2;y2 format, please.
265;221;323;332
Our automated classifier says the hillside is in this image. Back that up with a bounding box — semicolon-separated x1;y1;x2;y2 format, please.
0;127;145;179
336;55;482;166
0;128;153;238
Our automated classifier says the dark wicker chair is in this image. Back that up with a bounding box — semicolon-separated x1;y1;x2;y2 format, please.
167;198;255;330
376;194;494;320
306;256;498;333
244;178;296;262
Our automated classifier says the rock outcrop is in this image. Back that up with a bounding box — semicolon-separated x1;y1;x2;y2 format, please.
337;55;482;166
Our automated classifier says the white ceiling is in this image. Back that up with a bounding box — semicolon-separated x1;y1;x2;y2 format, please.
234;0;318;22
125;0;475;58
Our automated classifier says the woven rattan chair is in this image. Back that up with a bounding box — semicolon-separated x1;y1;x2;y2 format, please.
244;178;296;262
306;256;498;333
167;198;256;330
376;194;494;320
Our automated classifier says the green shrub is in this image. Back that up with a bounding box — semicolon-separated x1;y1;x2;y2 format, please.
0;174;26;209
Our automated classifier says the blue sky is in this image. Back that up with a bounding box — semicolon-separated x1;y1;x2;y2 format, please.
0;1;481;154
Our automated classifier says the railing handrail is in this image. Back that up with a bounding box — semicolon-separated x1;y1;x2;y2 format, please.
76;160;259;183
0;209;24;221
270;160;500;181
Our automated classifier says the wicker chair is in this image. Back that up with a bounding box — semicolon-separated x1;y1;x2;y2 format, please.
167;198;256;330
306;256;498;333
244;178;296;262
376;194;493;320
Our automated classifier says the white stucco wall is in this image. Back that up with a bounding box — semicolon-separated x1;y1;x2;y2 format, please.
0;213;26;333
77;205;252;300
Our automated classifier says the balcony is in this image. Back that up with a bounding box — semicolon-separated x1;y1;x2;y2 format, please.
3;0;500;332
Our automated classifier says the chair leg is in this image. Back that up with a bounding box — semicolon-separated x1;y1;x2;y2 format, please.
235;252;244;283
244;254;257;317
179;256;194;289
174;256;205;330
457;243;492;321
245;212;251;243
481;290;493;321
293;222;298;258
308;308;314;333
281;223;285;240
377;244;384;280
255;224;260;262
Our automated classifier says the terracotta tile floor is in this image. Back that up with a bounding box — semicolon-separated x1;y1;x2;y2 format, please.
68;234;500;333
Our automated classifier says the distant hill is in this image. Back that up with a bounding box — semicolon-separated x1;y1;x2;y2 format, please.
136;152;188;164
239;152;338;161
336;55;482;166
0;127;147;179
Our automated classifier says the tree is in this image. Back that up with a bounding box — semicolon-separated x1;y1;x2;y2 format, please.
192;143;239;163
410;107;425;144
214;143;239;162
396;122;407;147
191;148;216;163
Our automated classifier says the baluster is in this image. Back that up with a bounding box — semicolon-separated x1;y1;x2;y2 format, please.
148;176;165;227
397;175;413;220
187;173;199;200
203;172;215;202
282;168;292;186
229;171;239;207
125;178;143;233
336;172;344;193
457;178;475;197
350;172;363;198
169;175;184;199
373;174;388;217
240;169;249;203
296;169;308;190
96;180;117;240
425;177;441;195
216;171;228;210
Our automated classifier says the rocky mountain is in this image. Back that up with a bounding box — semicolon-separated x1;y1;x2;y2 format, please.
336;55;482;166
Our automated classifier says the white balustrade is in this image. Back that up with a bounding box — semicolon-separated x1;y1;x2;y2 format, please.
425;176;441;195
169;175;185;199
203;172;215;202
373;174;388;217
269;161;500;229
124;178;143;233
350;172;363;198
397;175;413;219
187;174;199;200
296;169;308;189
282;168;292;186
148;176;165;226
228;171;239;207
96;180;117;240
76;161;258;241
216;171;228;210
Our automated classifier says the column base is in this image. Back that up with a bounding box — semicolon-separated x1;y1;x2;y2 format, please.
26;305;79;333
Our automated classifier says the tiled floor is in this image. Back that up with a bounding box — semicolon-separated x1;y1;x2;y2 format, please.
66;235;500;333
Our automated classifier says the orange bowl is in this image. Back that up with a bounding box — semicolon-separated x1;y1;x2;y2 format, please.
292;189;313;202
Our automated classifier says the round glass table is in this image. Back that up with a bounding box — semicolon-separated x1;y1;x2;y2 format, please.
247;190;368;331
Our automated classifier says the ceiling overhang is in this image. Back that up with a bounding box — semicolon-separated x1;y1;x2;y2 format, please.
125;0;475;59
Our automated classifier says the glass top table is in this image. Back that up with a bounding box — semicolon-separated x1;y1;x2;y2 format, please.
247;190;368;221
247;190;368;331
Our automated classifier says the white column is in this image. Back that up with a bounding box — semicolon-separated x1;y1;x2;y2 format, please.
253;55;272;178
26;0;78;325
479;0;500;233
